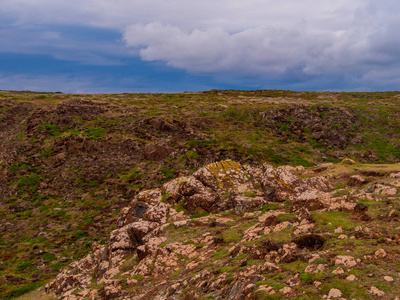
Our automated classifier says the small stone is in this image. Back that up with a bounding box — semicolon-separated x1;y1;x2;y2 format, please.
334;227;343;234
383;276;394;282
346;275;356;281
317;264;329;272
342;158;356;165
185;261;199;271
273;221;291;232
314;281;322;287
364;227;372;234
355;226;363;232
335;255;357;267
338;234;348;239
279;287;292;295
308;254;320;263
257;286;275;295
375;248;387;258
304;264;317;273
332;267;344;275
327;288;343;298
369;286;385;297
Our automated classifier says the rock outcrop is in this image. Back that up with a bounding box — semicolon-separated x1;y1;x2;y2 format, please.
44;160;336;299
44;159;400;299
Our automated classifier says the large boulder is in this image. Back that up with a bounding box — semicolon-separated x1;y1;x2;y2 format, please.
262;165;331;203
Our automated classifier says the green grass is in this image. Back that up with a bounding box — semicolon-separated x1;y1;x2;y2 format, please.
1;89;400;299
312;211;360;230
3;282;43;300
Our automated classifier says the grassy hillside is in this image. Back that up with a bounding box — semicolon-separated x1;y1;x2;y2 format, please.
0;89;400;298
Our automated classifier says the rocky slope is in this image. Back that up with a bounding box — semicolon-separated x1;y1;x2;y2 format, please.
1;90;400;299
45;160;400;300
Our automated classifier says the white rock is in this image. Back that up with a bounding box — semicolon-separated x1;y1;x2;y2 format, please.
335;255;357;268
346;275;356;281
334;227;343;233
375;248;387;258
279;286;292;295
332;267;344;275
369;286;385;297
383;276;394;282
327;288;342;299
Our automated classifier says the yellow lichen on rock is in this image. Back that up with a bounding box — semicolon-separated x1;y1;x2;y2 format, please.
203;160;253;192
342;158;356;165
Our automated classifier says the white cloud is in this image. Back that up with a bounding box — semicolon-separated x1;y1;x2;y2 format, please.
121;0;400;80
1;0;400;90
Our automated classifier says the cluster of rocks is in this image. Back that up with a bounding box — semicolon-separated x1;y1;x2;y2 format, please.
45;160;400;299
260;105;360;149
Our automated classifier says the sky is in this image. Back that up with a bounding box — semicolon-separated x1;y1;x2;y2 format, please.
0;0;399;93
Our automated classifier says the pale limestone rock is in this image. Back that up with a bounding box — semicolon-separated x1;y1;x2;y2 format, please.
346;274;356;281
317;264;329;272
109;221;159;251
329;200;358;212
161;177;188;203
241;224;263;242
173;220;190;227
332;267;344;275
305;264;317;273
393;180;400;187
279;286;292;295
292;223;314;236
342;158;356;164
327;288;343;299
185;261;200;271
244;212;256;218
262;262;281;271
308;254;320;263
165;243;196;256
335;255;357;267
369;286;385;297
143;202;170;223
390;172;400;178
334;227;343;233
169;211;187;223
256;286;276;295
193;160;255;194
314;281;322;287
103;280;121;299
273;221;291;232
375;248;387;258
383;276;394;282
338;234;348;239
136;189;162;204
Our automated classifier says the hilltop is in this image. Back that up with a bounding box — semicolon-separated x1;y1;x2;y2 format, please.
0;90;400;299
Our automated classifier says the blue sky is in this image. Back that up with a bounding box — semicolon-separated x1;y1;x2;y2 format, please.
1;0;399;93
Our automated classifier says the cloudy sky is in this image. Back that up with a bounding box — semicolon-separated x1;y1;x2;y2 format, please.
1;0;399;92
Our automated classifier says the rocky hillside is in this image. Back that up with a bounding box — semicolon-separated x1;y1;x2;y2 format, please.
45;160;400;299
0;89;400;299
